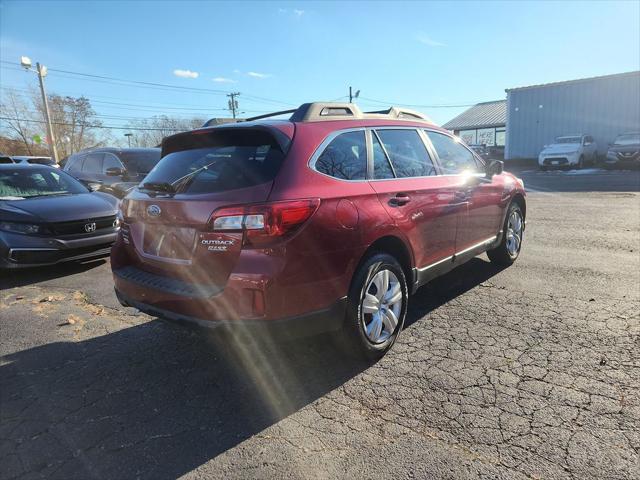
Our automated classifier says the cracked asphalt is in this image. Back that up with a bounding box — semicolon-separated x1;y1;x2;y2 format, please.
1;169;639;479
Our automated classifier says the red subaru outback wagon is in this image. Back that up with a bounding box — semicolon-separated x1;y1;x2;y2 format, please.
111;102;526;359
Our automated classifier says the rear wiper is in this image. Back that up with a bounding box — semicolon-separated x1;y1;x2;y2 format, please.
140;182;176;194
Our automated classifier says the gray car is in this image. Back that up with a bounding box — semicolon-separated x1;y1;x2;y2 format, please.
0;164;119;269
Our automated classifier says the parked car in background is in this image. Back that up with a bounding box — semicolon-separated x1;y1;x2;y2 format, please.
468;144;490;161
538;134;597;170
111;102;526;360
11;156;57;168
605;133;640;169
0;164;119;269
64;147;161;198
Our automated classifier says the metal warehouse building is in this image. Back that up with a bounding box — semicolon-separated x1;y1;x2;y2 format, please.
505;71;640;160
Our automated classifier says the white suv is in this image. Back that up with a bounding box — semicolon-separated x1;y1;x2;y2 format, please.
538;134;597;170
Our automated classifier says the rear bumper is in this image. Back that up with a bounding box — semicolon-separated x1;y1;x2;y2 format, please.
115;287;346;338
0;231;117;269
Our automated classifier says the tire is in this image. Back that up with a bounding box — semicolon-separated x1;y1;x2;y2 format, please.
578;155;584;169
487;202;524;266
540;165;548;171
341;253;408;361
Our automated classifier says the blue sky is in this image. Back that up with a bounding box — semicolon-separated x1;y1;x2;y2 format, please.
1;0;639;133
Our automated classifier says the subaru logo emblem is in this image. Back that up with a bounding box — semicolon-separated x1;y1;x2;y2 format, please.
84;222;97;233
147;205;161;217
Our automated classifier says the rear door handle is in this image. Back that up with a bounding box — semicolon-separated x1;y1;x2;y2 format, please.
389;193;411;206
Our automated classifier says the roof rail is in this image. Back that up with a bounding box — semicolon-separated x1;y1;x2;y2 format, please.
240;102;434;124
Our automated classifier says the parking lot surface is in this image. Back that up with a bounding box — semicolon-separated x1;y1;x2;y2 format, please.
1;169;639;480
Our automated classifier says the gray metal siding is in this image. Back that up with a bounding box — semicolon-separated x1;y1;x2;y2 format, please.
505;72;640;159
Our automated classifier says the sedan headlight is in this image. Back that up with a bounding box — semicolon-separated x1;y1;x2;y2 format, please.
0;221;43;235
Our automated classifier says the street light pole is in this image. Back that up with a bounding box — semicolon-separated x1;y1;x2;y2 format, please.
36;63;58;164
21;57;59;164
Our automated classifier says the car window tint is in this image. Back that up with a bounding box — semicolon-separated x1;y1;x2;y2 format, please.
425;131;480;174
83;153;103;174
103;153;124;173
315;131;366;180
375;129;436;178
143;129;285;195
371;132;395;179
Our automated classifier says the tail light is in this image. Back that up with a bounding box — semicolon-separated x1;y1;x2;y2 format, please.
209;199;320;247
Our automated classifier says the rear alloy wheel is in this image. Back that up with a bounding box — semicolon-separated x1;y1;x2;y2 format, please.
343;253;408;360
487;202;524;266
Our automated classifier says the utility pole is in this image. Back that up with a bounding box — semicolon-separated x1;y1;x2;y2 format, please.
227;92;240;119
124;133;133;148
348;86;360;103
21;57;59;164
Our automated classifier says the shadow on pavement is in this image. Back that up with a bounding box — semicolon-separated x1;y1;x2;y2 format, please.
0;257;505;479
0;257;108;290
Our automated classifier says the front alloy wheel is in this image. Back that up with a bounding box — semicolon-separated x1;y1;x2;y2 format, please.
487;202;525;266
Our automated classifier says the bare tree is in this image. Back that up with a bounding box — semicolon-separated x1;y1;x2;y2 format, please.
0;90;39;154
124;116;206;147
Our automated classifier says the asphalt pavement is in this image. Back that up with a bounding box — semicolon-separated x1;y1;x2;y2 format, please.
1;168;639;479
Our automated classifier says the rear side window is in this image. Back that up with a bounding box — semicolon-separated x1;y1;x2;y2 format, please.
376;129;436;178
66;155;84;172
371;132;395;179
426;131;480;174
103;153;124;173
83;153;104;174
315;131;366;180
144;129;284;195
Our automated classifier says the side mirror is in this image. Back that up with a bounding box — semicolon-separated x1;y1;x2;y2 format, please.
486;160;504;177
80;180;100;192
105;167;125;177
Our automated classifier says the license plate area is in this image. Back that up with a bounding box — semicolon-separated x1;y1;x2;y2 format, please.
142;225;197;261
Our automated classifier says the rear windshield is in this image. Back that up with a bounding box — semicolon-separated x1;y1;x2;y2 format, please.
0;168;87;199
143;130;284;195
118;149;161;174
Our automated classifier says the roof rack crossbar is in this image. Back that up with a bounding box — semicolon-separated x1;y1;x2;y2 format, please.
237;102;435;125
244;109;298;122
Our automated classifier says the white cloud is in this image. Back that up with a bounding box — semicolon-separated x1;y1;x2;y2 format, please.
212;76;236;83
233;69;241;74
293;9;304;17
173;69;199;79
278;8;287;14
415;33;446;47
247;71;272;79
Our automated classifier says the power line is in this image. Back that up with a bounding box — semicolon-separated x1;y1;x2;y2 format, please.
358;96;477;108
1;61;298;107
0;115;195;132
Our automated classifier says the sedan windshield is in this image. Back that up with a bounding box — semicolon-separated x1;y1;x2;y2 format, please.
614;134;640;145
555;136;581;144
0;168;88;199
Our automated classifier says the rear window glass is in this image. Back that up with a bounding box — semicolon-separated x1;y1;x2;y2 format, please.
315;131;366;180
118;149;161;174
26;158;55;166
143;130;284;195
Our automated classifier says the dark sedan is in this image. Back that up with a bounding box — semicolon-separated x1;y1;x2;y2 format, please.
605;133;640;169
0;164;119;269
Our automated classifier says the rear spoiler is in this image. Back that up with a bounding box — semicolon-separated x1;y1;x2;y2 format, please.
161;124;293;157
